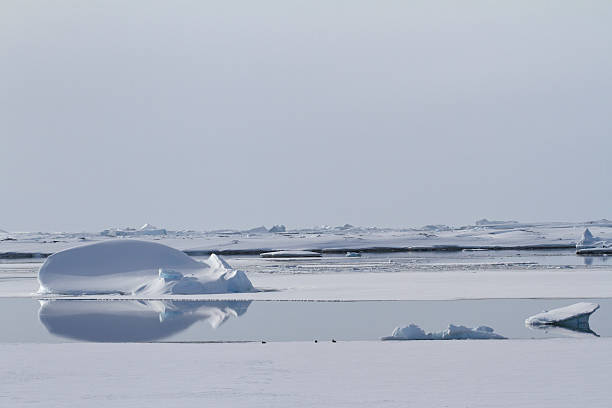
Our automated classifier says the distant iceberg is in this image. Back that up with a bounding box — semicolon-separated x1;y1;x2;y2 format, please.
525;302;599;331
100;224;167;237
268;225;286;233
576;228;612;254
38;240;255;295
381;323;506;340
245;226;269;234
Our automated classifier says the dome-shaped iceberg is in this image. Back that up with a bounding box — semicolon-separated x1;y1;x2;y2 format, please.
38;240;255;295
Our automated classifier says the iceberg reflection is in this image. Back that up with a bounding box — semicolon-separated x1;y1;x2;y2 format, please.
38;299;251;342
525;324;599;338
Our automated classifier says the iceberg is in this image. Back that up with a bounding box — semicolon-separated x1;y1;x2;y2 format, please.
245;226;269;234
381;323;506;340
525;302;599;331
576;228;612;254
38;240;255;295
268;225;286;233
137;223;167;235
100;224;167;237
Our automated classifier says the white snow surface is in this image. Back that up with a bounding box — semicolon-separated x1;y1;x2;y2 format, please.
37;240;254;295
525;302;600;326
382;324;505;340
2;340;612;407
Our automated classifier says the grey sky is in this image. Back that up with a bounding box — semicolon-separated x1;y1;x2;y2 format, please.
2;1;611;232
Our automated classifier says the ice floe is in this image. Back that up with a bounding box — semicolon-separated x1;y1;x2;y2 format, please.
38;240;255;295
381;323;506;340
260;250;321;258
525;302;599;331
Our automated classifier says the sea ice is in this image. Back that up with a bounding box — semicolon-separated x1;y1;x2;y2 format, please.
525;302;599;331
260;250;321;258
381;323;506;340
38;240;255;295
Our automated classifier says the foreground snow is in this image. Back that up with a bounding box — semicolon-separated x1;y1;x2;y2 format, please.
38;240;254;295
525;302;600;330
2;340;612;407
382;324;505;340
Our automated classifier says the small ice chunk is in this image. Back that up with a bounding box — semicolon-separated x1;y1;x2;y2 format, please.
382;323;506;340
345;252;361;257
525;302;599;330
576;228;610;249
158;269;183;282
388;324;429;340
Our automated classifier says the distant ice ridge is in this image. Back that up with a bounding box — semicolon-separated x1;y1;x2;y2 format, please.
474;219;518;226
37;240;255;295
381;324;506;340
100;223;167;237
525;302;599;331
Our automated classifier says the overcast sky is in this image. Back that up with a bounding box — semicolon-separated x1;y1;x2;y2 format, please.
2;1;611;232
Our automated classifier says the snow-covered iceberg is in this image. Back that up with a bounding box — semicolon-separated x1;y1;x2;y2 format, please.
576;228;612;254
39;299;250;342
381;323;506;340
38;240;255;295
525;302;599;331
